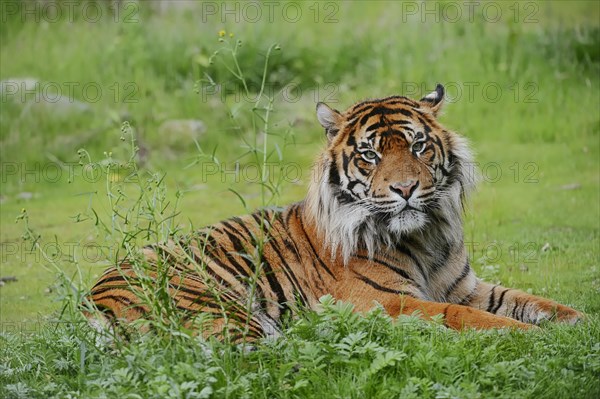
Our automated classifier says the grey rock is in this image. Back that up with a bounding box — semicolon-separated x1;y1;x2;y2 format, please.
158;119;206;149
0;77;40;100
1;77;92;115
16;192;33;200
559;183;581;190
149;0;198;13
22;95;92;116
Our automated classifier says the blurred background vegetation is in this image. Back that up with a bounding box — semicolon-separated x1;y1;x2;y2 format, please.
1;0;598;165
0;0;598;323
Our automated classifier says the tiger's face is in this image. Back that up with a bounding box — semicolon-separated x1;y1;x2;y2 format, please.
309;85;474;257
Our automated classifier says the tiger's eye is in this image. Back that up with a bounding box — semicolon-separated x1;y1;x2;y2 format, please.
412;142;425;153
362;150;378;161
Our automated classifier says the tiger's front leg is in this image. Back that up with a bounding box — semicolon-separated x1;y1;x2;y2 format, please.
464;280;583;325
386;295;534;330
334;270;532;330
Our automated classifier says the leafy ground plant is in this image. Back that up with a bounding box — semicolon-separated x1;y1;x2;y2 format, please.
1;296;599;398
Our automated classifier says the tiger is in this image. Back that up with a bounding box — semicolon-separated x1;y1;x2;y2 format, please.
87;84;582;342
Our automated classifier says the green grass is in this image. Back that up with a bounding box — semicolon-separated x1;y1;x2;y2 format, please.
1;1;599;397
2;298;600;399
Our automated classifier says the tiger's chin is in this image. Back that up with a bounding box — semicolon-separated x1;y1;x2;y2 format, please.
387;209;428;236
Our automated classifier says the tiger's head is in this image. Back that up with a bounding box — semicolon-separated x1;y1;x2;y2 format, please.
306;84;476;262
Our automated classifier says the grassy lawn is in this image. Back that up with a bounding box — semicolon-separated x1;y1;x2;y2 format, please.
1;1;599;398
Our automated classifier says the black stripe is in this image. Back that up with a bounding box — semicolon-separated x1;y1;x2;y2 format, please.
261;257;291;318
284;204;298;227
354;272;414;296
416;190;436;201
361;119;414;133
511;299;520;319
358;111;374;127
519;300;528;322
231;217;255;239
417;116;432;133
429;242;452;274
177;297;265;332
365;121;386;131
93;273;128;288
486;285;498;313
202;234;220;252
91;283;132;296
221;220;249;248
395;243;427;283
284;238;302;263
345;128;357;145
444;260;471;299
270;214;304;266
335;189;357;205
399;109;413;117
225;218;274;289
328;159;340;186
94;304;117;320
176;296;222;311
184;246;236;288
267;236;308;305
296;206;336;279
491;289;511;314
342;152;351;175
349;97;409;114
346;178;362;193
262;216;304;297
431;135;446;161
361;106;411;123
251;212;272;232
219;222;257;277
353;254;413;282
93;293;134;306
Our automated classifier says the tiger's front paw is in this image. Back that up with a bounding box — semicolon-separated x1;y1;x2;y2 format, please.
533;302;583;325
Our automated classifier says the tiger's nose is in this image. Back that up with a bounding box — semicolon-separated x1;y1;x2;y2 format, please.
390;180;418;199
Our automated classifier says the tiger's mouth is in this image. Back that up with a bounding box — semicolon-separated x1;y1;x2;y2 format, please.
395;206;425;221
386;206;429;236
400;204;419;212
377;204;425;221
390;201;425;215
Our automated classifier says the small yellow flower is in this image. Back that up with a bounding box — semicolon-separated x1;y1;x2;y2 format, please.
229;32;234;38
218;30;226;37
109;172;122;182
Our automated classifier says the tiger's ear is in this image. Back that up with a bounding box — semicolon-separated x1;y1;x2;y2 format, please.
316;102;342;142
419;83;445;116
